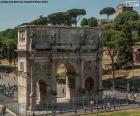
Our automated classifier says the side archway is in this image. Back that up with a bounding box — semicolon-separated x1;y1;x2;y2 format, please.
56;62;77;99
85;77;94;94
36;79;48;106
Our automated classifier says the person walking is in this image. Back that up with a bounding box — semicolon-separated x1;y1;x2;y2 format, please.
1;105;6;116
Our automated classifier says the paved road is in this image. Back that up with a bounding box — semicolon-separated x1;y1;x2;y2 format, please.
0;94;17;116
0;94;15;104
0;111;14;116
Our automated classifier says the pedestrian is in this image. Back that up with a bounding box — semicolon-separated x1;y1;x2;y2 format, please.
90;98;94;111
74;108;77;114
113;102;116;110
107;102;111;111
133;93;137;102
1;105;6;116
32;112;35;116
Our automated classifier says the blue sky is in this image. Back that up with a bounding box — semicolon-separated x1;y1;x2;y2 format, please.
0;0;140;31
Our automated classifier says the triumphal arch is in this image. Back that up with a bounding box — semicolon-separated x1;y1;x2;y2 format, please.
17;25;103;111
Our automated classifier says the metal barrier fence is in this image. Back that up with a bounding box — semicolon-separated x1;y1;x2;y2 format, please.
2;102;26;116
2;95;130;116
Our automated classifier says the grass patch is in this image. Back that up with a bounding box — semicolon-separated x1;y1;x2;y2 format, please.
82;108;140;116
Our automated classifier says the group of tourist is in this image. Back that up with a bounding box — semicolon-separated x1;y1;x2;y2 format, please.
0;72;17;97
0;73;9;80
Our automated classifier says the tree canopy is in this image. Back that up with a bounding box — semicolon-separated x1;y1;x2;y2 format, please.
47;9;86;26
81;17;97;27
0;28;17;65
67;9;86;26
113;11;139;30
100;7;115;19
81;18;88;26
30;15;48;25
102;29;125;90
101;11;140;89
0;8;87;64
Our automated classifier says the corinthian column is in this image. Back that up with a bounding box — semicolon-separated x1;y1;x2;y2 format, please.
81;61;85;88
50;60;57;103
29;61;36;111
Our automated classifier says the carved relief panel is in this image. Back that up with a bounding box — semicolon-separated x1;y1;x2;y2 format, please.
34;62;51;76
19;31;25;42
84;60;97;75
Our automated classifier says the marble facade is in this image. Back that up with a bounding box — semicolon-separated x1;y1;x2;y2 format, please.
17;25;103;111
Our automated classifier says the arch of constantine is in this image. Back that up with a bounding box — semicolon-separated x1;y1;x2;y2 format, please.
17;25;103;111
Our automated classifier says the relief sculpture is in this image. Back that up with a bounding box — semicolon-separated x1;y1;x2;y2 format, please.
19;31;25;42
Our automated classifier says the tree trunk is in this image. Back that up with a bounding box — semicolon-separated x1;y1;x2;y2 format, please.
107;15;109;20
14;58;16;73
111;57;115;91
107;47;115;91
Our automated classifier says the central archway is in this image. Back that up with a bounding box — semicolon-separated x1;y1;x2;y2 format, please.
56;63;76;100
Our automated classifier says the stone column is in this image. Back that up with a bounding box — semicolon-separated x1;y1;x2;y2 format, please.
75;75;80;97
51;60;56;90
97;52;103;99
65;75;70;99
98;56;103;90
29;61;36;111
50;60;57;102
75;60;81;97
81;61;85;88
92;59;99;97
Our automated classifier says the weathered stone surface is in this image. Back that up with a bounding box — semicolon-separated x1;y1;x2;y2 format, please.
17;25;103;111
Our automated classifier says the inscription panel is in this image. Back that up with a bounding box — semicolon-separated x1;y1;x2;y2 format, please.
25;27;100;51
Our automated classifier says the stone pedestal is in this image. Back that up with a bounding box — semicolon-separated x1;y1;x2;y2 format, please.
29;92;36;111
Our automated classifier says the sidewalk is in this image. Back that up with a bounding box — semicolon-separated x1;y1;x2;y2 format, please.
0;112;13;116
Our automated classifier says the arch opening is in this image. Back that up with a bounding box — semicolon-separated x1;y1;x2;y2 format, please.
56;63;76;100
85;77;94;94
36;79;48;107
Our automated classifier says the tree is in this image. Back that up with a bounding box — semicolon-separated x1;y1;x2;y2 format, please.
0;29;17;39
30;15;48;25
67;9;86;26
129;20;140;41
100;7;115;19
117;23;134;69
0;38;3;58
48;9;86;26
0;28;17;60
81;18;88;26
3;39;17;65
87;17;97;27
102;30;125;90
81;17;97;27
112;11;140;69
47;12;70;26
132;31;139;42
113;11;139;30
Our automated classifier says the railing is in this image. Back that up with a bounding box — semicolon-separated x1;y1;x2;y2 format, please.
2;94;135;116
